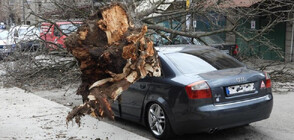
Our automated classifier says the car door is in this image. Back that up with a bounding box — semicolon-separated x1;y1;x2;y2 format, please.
115;78;151;122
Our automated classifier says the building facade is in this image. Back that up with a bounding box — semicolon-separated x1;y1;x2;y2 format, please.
0;0;92;26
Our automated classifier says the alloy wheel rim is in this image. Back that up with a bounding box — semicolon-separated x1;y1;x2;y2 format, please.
148;104;166;136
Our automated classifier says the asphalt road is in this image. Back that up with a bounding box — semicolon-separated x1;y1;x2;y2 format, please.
31;86;294;140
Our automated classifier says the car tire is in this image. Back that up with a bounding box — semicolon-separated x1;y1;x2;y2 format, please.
147;102;174;139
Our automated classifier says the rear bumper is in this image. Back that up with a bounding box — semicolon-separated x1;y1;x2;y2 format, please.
172;94;273;135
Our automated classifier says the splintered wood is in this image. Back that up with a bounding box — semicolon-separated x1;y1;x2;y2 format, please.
65;3;161;125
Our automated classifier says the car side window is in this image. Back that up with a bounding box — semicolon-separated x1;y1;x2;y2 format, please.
53;26;60;37
14;29;18;37
145;68;165;78
145;64;165;78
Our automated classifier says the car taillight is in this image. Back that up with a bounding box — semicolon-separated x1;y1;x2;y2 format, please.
262;72;271;88
233;45;239;55
185;81;212;99
261;72;271;89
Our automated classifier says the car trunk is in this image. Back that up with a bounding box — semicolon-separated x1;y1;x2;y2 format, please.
198;67;266;105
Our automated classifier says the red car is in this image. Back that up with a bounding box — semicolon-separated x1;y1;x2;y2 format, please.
40;21;82;49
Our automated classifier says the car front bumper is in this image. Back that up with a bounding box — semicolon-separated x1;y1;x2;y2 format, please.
171;94;273;135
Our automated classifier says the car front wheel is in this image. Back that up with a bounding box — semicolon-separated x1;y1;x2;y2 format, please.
147;103;173;139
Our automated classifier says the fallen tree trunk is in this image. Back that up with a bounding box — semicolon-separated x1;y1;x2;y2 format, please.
65;3;161;125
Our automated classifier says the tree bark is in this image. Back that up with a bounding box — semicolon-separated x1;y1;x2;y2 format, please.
64;3;161;125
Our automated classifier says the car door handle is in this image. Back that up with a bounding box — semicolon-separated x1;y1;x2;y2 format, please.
140;84;146;89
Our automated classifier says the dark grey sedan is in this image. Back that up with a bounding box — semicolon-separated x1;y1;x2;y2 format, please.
111;45;273;139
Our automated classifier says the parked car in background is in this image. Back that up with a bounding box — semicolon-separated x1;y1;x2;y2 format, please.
40;21;82;49
200;34;239;56
111;45;273;139
152;33;204;46
152;33;239;56
9;25;41;51
0;30;15;59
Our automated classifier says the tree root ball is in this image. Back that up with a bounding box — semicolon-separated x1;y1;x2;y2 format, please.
65;3;161;125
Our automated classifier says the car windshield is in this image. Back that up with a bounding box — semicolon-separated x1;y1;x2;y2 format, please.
0;30;8;39
18;27;39;36
200;35;225;45
18;28;27;36
60;24;80;34
166;49;244;74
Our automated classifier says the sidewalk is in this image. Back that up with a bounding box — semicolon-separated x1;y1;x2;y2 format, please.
0;87;148;140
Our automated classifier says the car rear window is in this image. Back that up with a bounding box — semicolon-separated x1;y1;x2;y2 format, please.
166;53;217;74
165;49;244;74
184;49;244;70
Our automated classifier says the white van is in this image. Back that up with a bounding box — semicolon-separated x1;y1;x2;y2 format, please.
9;25;41;51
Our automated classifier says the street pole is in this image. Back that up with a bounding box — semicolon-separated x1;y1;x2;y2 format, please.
23;0;26;24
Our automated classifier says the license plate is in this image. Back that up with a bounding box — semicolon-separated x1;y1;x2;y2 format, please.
226;83;255;95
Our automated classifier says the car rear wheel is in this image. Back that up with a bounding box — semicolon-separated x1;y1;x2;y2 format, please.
147;103;173;139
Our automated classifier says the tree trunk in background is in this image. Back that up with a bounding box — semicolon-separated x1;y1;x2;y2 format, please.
65;3;161;125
